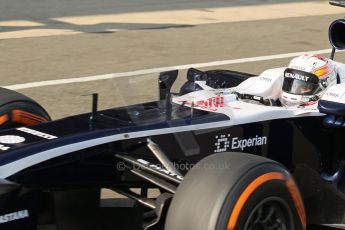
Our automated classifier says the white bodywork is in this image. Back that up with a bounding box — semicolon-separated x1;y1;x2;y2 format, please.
173;63;345;125
316;61;345;104
322;83;345;103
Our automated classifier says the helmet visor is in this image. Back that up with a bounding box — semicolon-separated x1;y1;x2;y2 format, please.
283;68;321;96
282;78;319;95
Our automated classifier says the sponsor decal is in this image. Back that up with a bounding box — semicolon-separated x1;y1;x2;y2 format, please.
289;66;305;71
0;145;10;151
213;88;233;93
326;92;340;98
259;76;272;82
0;135;25;144
137;159;184;181
0;210;29;224
214;134;267;153
284;72;310;82
0;135;26;151
17;127;57;140
180;96;224;112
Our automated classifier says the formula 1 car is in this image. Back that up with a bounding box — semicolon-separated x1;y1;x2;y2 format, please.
1;2;345;230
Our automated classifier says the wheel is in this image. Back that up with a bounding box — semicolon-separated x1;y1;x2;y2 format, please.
0;87;50;129
165;152;306;230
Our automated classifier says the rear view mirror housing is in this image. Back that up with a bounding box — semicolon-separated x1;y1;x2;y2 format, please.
329;19;345;50
330;0;345;7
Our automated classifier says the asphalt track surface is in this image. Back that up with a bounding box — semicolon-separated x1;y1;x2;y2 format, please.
0;0;344;119
1;1;345;229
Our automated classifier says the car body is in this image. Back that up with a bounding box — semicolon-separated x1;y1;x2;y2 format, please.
1;2;345;229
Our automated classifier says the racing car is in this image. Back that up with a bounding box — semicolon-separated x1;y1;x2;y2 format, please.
1;1;345;230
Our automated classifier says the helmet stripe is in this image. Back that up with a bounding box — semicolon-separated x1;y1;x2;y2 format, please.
313;65;329;77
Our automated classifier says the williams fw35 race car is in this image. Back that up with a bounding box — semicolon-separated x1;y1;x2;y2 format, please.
2;2;345;230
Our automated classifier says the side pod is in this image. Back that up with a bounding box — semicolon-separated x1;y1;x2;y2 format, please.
0;180;39;230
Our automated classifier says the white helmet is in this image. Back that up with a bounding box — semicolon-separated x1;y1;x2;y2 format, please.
280;54;338;107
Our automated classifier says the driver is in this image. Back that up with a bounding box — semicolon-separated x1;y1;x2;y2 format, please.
280;54;338;107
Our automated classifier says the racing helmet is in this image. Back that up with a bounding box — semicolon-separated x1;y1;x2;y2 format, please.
280;54;338;107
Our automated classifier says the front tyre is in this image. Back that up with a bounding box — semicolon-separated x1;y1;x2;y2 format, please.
165;152;306;230
0;87;50;129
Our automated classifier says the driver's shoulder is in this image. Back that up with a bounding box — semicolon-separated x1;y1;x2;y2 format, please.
234;67;286;101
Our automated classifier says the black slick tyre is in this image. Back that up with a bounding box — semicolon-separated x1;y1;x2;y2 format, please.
165;152;306;230
0;87;50;129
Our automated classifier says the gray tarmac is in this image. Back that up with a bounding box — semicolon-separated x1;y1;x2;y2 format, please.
1;12;344;118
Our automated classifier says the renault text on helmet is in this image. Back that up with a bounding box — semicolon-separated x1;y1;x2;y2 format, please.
280;54;338;107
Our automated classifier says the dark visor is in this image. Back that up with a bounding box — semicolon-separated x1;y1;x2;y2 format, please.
282;68;320;96
282;78;319;95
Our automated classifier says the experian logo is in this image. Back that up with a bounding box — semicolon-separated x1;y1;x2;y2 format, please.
0;210;29;224
214;134;267;153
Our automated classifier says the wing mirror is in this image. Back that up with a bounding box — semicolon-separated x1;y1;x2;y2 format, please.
329;19;345;59
329;19;345;50
330;0;345;7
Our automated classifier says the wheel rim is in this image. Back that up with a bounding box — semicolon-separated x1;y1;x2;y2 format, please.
244;197;294;230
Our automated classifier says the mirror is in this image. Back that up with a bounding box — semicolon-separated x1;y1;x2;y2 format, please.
330;0;345;7
329;19;345;50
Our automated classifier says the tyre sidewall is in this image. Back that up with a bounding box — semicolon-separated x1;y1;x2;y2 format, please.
165;153;305;230
0;101;50;129
217;164;303;229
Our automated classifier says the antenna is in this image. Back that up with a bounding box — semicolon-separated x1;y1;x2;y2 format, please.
91;93;98;122
81;93;98;130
